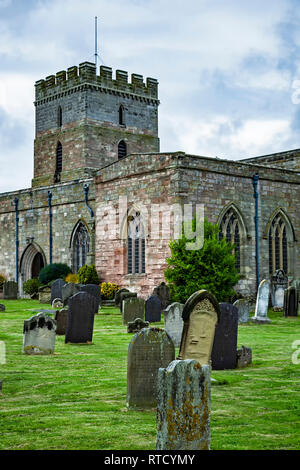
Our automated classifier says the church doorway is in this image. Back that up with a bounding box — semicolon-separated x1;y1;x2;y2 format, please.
31;252;45;279
20;243;46;282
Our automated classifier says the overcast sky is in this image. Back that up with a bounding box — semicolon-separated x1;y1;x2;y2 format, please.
1;0;300;192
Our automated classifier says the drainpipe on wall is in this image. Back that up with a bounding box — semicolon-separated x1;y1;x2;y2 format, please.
252;173;260;291
14;197;19;284
48;191;53;264
84;184;94;218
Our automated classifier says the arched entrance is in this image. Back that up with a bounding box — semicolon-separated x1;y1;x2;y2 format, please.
20;243;46;282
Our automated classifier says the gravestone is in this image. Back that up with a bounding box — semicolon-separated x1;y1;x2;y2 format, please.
65;292;96;344
145;294;162;323
79;284;101;313
127;327;175;409
178;290;220;366
38;285;51;304
54;308;68;335
233;299;249;324
163;302;184;347
52;298;63;309
127;318;149;333
115;288;129;307
154;282;170;310
62;282;81;306
237;346;252;368
3;281;18;299
122;297;145;325
156;360;211;450
22;312;56;355
211;303;238;370
271;269;288;311
50;279;66;304
120;292;137;313
284;286;298;317
251;279;271;324
0;304;5;312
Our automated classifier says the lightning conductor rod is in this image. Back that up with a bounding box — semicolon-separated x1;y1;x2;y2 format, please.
94;16;98;68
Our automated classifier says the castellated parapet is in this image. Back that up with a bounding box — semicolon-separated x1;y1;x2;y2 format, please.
35;62;159;103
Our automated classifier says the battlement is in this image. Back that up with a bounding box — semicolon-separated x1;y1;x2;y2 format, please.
35;62;159;102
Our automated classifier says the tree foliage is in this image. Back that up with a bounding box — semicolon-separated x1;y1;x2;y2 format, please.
38;263;72;285
77;264;100;285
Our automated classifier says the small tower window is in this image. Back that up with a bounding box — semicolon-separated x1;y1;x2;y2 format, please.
54;142;62;182
118;140;127;159
57;106;62;127
118;105;125;125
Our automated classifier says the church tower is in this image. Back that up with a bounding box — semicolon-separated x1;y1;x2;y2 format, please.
32;62;160;188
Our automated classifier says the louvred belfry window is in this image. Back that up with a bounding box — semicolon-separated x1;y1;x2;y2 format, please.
118;140;127;159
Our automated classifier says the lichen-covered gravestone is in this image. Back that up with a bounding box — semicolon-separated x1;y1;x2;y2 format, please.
233;299;249;324
54;308;68;335
79;284;101;313
156;360;211;450
211;303;238;370
154;282;170;310
115;288;129;307
271;269;288;311
178;290;220;366
50;278;66;304
122;297;145;325
251;279;271;324
127;318;149;333
52;298;63;309
38;285;51;304
22;312;56;355
62;282;81;306
3;281;18;299
163;302;184;347
127;327;175;409
145;294;162;323
120;292;137;313
284;286;298;317
65;292;96;344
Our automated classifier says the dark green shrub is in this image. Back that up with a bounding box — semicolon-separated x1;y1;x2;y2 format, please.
77;264;100;285
23;278;41;297
0;273;6;289
164;217;240;303
38;263;72;285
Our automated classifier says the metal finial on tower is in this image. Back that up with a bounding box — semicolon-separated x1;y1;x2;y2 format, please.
94;16;98;67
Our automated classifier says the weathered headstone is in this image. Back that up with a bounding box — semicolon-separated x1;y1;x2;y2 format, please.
38;285;51;304
127;318;149;333
65;292;96;344
3;281;18;299
120;292;137;313
211;303;238;370
115;288;129;307
154;282;170;310
233;299;249;324
52;298;63;309
156;360;211;450
271;269;288;311
54;308;68;335
79;284;101;313
163;302;184;348
145;294;162;323
251;279;271;324
127;327;175;409
284;286;298;317
50;279;66;304
236;346;252;368
62;282;81;306
22;312;56;355
122;297;145;325
0;304;5;312
177;290;220;366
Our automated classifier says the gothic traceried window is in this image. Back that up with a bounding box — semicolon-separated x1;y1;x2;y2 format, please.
72;222;90;273
219;208;241;272
127;211;145;274
268;214;288;274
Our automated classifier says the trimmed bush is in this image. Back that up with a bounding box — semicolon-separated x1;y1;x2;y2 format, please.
77;265;100;285
65;273;78;284
100;282;119;300
23;278;41;297
38;263;72;285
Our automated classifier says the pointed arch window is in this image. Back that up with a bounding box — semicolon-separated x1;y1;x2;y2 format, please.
268;214;288;274
118;105;125;125
219;208;241;271
118;140;127;159
71;222;90;273
127;211;145;274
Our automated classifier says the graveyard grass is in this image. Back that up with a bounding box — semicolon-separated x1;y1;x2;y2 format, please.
0;300;299;450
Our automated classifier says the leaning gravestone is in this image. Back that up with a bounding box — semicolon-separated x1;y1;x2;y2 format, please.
122;297;145;325
62;282;81;306
127;327;175;409
156;360;211;450
0;304;5;312
3;281;18;299
127;318;149;333
120;292;137;313
178;290;220;366
145;294;162;323
233;299;249;324
79;284;101;313
211;303;238;370
115;288;129;308
22;312;56;355
271;269;288;311
65;292;96;344
54;308;68;335
251;279;271;323
284;286;298;317
163;302;184;347
154;282;170;310
51;279;66;304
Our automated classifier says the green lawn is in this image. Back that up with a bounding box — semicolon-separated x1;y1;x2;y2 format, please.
0;299;299;450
